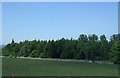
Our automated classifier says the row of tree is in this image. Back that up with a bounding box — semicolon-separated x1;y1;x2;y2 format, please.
0;48;1;56
2;34;120;64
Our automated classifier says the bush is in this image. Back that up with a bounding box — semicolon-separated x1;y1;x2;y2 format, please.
73;52;81;60
9;54;13;58
39;52;47;58
29;50;37;58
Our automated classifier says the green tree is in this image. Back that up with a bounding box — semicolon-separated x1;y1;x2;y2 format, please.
39;52;47;58
36;40;46;57
2;34;119;64
11;39;15;48
13;43;20;58
99;35;110;60
75;34;88;60
17;45;27;57
2;44;12;56
56;38;66;58
110;40;120;64
88;34;99;61
45;40;56;58
109;34;120;48
29;50;38;58
60;39;76;59
78;34;88;43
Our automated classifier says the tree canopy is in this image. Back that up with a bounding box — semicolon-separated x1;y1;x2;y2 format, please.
2;34;120;64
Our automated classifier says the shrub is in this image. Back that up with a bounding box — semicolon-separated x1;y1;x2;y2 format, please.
39;52;47;58
29;50;37;58
9;54;13;58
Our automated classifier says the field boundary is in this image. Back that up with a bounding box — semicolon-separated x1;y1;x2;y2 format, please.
3;56;114;64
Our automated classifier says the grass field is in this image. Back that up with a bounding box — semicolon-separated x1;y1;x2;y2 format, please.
2;57;118;76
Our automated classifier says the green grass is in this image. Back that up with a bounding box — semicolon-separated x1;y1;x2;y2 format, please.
2;57;118;76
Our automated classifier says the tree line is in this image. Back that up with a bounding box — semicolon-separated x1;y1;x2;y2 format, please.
2;34;120;64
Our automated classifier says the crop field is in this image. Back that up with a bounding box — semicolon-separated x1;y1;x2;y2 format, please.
2;57;118;76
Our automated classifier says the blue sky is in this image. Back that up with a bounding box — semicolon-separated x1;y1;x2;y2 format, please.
2;2;118;45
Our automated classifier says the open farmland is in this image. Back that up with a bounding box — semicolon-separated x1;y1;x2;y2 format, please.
2;57;118;76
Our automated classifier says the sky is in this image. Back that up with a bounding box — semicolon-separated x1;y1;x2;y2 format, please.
2;2;118;45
